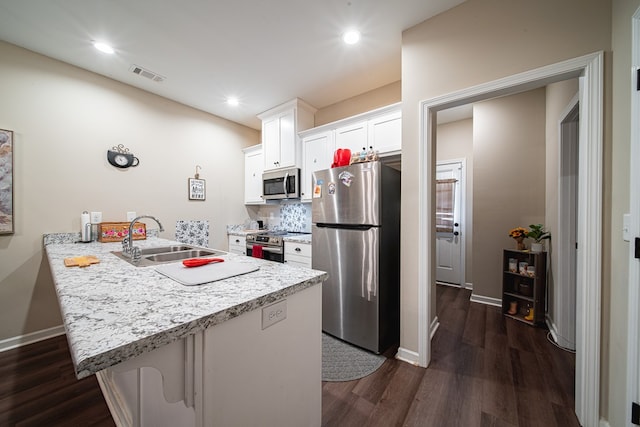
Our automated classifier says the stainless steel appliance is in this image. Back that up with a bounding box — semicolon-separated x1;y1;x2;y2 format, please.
312;161;400;354
262;168;300;200
246;231;309;263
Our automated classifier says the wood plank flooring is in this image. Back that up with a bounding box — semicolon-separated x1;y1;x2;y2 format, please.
0;334;115;427
0;284;578;426
322;285;579;426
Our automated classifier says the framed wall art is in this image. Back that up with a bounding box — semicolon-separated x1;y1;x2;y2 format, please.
188;178;206;201
0;129;14;234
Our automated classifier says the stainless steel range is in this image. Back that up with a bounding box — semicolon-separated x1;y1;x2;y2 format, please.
246;231;307;263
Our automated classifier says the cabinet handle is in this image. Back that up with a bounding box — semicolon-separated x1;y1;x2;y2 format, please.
295;247;301;252
453;231;459;236
235;239;240;243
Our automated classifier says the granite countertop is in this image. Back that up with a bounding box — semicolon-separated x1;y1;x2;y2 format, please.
44;235;326;379
283;234;312;244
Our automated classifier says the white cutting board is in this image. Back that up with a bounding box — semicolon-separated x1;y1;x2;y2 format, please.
156;260;259;286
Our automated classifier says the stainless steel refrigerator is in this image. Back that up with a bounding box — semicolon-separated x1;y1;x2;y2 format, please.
312;161;400;354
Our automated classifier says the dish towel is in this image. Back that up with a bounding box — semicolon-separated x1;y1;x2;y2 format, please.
252;245;263;258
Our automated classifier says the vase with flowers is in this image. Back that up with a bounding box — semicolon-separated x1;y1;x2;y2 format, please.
508;227;528;250
528;224;550;252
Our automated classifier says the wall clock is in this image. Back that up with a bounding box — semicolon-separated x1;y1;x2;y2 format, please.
107;144;139;169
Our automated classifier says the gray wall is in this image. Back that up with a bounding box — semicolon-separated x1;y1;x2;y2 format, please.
472;89;546;300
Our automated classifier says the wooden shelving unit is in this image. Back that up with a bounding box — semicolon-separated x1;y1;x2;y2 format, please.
501;249;546;326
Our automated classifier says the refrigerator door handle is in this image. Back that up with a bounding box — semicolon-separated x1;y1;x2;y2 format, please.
315;223;373;231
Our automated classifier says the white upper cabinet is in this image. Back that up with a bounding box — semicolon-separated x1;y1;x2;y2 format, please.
243;145;264;204
258;99;316;172
368;109;401;155
301;131;334;201
335;121;368;155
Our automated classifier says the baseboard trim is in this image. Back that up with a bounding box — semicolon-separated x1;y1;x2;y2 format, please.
395;347;420;366
464;282;473;290
469;293;502;307
0;325;66;353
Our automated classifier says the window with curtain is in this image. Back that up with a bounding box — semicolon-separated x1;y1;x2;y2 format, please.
436;178;457;233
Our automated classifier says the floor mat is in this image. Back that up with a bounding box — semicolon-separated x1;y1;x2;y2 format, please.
322;333;386;382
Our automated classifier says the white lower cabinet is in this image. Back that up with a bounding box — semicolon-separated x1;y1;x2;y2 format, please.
284;241;312;268
228;235;246;255
97;284;322;427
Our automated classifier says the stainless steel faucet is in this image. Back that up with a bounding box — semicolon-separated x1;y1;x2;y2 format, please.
122;215;164;261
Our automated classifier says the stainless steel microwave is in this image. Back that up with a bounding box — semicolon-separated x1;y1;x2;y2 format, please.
262;168;300;200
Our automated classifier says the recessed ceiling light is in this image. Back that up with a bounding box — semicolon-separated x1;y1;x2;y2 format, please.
227;97;239;107
342;30;361;45
93;41;114;54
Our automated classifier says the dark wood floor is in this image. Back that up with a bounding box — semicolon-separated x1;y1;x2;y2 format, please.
322;285;579;427
0;284;578;426
0;334;115;427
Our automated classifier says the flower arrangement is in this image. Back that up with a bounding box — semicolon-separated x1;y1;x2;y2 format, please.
509;226;528;250
508;227;528;239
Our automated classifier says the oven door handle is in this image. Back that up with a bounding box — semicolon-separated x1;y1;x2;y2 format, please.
246;245;283;255
262;246;284;255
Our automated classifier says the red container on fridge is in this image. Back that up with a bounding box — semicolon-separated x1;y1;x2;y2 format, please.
331;148;351;168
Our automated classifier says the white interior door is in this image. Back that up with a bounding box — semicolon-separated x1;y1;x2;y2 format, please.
435;161;463;286
556;98;579;351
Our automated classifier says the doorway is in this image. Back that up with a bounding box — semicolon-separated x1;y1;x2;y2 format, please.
435;160;464;287
628;6;640;424
417;52;603;427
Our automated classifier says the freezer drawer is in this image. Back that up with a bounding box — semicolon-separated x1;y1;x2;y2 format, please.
313;224;380;352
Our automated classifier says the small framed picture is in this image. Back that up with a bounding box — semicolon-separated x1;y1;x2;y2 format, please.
188;178;206;201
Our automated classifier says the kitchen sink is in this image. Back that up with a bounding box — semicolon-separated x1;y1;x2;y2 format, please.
111;245;226;267
138;245;193;255
144;249;219;263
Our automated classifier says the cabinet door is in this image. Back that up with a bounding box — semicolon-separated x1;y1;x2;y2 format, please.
368;110;401;155
335;121;367;155
228;235;246;255
244;148;263;204
301;131;334;201
263;117;281;170
278;109;296;168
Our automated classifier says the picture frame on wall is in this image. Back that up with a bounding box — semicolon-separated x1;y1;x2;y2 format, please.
0;129;14;234
188;178;206;201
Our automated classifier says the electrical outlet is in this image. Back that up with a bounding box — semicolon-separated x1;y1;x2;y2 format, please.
262;299;287;329
127;211;137;222
90;211;102;223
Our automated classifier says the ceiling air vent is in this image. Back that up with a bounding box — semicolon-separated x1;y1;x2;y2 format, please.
129;65;165;83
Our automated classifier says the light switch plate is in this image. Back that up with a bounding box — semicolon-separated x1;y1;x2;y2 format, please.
623;213;630;242
262;299;287;329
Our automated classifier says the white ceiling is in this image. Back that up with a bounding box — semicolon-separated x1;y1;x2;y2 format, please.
0;0;465;130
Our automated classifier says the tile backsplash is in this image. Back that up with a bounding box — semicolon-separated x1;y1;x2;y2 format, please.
278;202;311;232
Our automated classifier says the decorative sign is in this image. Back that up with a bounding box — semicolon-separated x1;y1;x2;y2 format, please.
188;178;206;200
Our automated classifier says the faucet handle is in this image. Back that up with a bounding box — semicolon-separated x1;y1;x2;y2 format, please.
131;246;141;262
122;236;130;253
